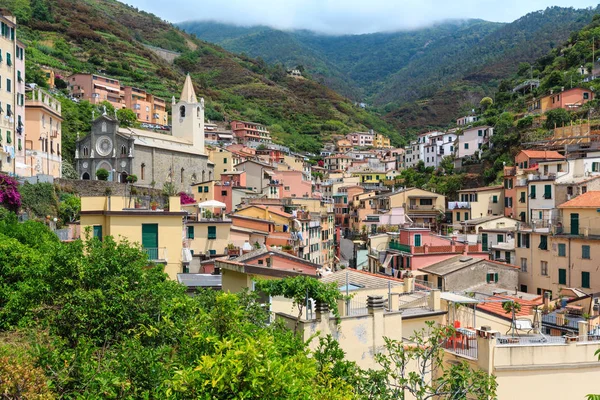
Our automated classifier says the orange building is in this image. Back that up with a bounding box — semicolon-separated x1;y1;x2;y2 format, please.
528;87;594;114
68;73;123;109
231;120;272;144
122;86;167;125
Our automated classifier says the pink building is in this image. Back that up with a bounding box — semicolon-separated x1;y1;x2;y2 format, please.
230;120;272;144
214;171;247;212
267;170;312;199
372;227;486;274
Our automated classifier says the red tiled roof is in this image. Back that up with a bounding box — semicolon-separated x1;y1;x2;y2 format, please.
558;191;600;208
520;150;565;160
477;294;543;319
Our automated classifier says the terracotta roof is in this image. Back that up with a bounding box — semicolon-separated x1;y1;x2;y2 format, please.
558;191;600;208
477;294;543;320
240;204;293;218
520;150;565;160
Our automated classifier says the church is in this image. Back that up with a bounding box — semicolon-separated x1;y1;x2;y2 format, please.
75;75;213;191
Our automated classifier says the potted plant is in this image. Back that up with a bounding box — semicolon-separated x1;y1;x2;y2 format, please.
135;198;142;209
150;201;158;211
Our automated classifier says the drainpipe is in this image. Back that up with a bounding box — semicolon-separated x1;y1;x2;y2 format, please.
568;237;572;288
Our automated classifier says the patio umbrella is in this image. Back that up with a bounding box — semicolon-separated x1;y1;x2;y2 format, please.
197;200;226;208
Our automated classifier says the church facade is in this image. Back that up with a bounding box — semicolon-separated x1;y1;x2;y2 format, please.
75;75;213;191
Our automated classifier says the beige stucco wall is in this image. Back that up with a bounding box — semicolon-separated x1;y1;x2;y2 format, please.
187;222;231;255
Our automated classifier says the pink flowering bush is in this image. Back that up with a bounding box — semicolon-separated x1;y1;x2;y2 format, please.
0;174;21;212
179;191;196;205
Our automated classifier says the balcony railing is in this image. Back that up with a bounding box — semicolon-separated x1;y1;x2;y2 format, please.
143;247;168;262
389;242;411;252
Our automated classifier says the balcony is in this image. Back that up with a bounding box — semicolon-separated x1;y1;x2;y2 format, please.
388;242;411;252
143;247;168;262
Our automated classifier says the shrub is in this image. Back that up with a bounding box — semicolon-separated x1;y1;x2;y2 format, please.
96;168;109;181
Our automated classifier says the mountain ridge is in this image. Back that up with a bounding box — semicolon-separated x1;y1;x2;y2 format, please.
180;6;599;130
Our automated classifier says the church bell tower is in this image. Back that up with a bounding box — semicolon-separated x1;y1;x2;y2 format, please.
172;74;205;154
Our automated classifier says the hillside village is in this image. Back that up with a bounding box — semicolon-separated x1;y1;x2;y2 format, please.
4;5;600;400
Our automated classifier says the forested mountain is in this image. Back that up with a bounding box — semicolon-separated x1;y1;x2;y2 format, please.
1;0;402;161
180;6;599;130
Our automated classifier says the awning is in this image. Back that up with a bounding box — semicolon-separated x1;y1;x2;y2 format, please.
441;292;481;304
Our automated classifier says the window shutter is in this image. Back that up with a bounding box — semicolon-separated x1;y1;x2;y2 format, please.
544;185;551;199
187;226;194;239
530;185;536;199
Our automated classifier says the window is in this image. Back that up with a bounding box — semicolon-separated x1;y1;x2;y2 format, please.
519;192;526;203
464;143;469;149
208;226;216;240
419;198;433;206
493;195;498;203
497;234;503;243
197;186;202;193
541;261;548;276
584;92;590;100
464;212;469;220
179;105;186;118
203;186;209;193
456;212;460;221
558;268;567;285
478;130;483;136
5;78;10;93
6;52;10;66
539;235;548;250
558;243;566;257
582;271;591;289
223;157;227;163
530;185;536;199
187;226;195;239
582;245;591;259
543;184;552;199
121;145;127;155
520;284;528;293
520;258;527;272
558;163;563;172
221;190;227;196
486;272;498;283
93;225;103;241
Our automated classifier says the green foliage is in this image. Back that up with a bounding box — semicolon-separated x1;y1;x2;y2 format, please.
117;108;137;127
254;276;345;331
374;322;497;400
95;168;109;181
0;218;356;399
19;182;59;218
545;108;571;129
58;193;81;224
480;97;493;110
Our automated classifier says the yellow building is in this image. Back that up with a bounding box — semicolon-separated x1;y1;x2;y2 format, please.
23;88;62;177
452;185;504;225
351;170;387;184
0;13;25;176
208;146;234;179
80;195;184;280
373;133;391;148
182;203;232;257
192;181;216;203
234;204;292;232
376;187;446;225
42;68;55;88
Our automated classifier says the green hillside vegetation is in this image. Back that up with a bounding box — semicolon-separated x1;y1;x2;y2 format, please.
0;210;497;399
1;0;403;171
180;7;598;132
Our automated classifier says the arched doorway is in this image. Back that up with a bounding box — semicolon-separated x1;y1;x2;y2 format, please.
82;172;90;180
120;171;128;183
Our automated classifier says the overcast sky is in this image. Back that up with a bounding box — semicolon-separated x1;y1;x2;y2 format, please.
126;0;599;35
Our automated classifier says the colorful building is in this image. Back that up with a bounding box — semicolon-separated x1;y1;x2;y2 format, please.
80;195;185;280
230;120;272;144
23;88;63;177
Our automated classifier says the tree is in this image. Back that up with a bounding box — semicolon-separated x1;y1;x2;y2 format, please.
117;108;137;127
19;182;59;218
375;322;497;400
0;174;21;213
58;194;81;224
254;276;345;333
479;97;493;111
545;108;571;129
96;168;109;181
